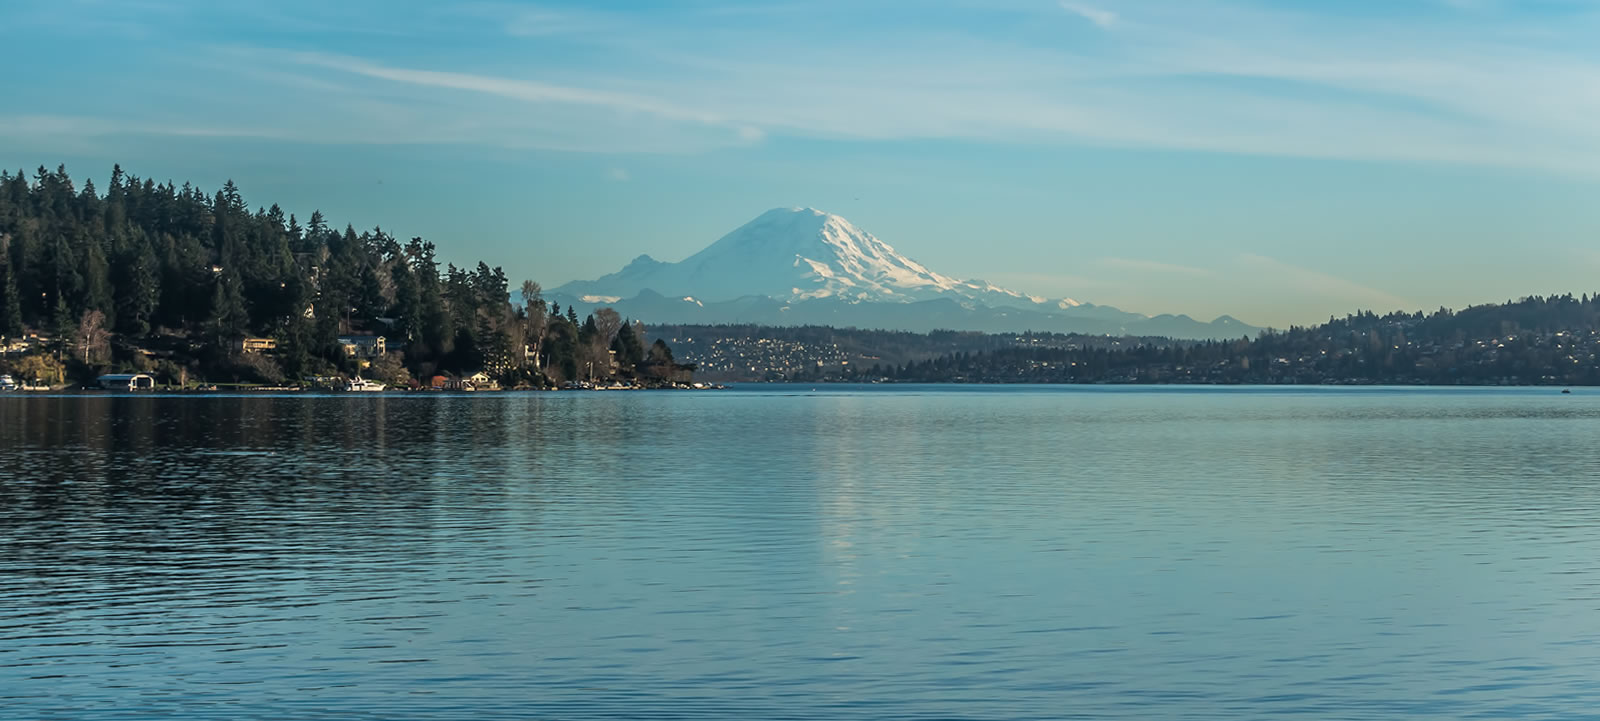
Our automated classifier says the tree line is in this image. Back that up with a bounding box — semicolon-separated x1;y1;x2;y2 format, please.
809;295;1600;385
0;165;690;387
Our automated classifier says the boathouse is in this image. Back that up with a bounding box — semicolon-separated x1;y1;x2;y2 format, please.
98;373;156;391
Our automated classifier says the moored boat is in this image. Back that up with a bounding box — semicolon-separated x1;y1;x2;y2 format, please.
340;377;387;392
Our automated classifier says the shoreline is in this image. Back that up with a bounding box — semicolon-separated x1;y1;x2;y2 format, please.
0;382;1583;398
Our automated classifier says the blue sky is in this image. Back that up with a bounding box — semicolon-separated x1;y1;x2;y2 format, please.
4;0;1600;327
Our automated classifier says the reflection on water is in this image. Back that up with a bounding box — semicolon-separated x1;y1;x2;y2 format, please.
3;388;1600;719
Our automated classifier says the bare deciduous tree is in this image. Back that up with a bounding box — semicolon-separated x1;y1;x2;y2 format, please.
76;310;111;365
593;307;623;345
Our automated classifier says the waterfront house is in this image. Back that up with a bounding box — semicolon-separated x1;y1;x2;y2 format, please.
1;333;44;355
235;337;278;354
98;373;156;391
468;371;499;391
337;335;387;358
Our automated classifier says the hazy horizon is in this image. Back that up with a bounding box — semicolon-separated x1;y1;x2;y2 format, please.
5;0;1600;328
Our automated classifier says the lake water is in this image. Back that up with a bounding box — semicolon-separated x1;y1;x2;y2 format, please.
3;386;1600;719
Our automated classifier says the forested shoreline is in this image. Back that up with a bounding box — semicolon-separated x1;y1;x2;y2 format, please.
0;165;692;388
795;296;1600;386
9;164;1600;391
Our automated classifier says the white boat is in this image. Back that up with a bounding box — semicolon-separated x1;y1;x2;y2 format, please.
0;374;16;391
340;377;386;392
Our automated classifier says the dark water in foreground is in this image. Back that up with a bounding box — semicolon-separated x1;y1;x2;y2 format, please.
3;386;1600;719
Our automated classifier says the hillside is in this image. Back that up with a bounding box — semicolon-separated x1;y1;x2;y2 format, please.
807;296;1600;385
0;165;687;387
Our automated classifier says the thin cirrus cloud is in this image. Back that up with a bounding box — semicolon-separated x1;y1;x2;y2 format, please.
1096;257;1212;276
1009;254;1413;325
218;49;768;153
1235;254;1414;313
1059;2;1117;28
242;0;1599;173
6;0;1600;173
0;113;291;141
280;51;756;135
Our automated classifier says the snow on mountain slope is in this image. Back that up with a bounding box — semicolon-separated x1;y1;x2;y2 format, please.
550;207;1259;339
555;207;1082;310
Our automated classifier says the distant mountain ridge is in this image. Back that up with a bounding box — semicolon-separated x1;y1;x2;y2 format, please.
551;207;1257;340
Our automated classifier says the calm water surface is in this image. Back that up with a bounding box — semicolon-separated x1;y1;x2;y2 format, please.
3;386;1600;719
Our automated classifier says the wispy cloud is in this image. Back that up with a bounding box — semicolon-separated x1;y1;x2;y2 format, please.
498;4;619;37
1235;254;1414;312
0;114;290;141
1097;257;1212;276
1059;2;1117;28
12;0;1600;171
284;51;728;127
406;0;1600;172
249;50;766;152
980;257;1414;327
607;167;630;181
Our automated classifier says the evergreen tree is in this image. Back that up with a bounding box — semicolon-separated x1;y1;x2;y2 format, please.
113;238;160;337
277;315;313;380
204;271;248;347
391;246;423;344
612;319;644;369
648;339;675;364
52;297;74;347
82;240;113;322
544;315;578;382
0;249;21;337
49;234;83;318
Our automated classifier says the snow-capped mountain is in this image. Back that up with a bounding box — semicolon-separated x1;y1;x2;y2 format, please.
551;207;1256;340
557;207;1081;310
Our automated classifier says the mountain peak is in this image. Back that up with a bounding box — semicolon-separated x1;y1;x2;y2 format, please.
557;207;1056;310
759;206;829;218
726;207;851;249
547;207;1258;338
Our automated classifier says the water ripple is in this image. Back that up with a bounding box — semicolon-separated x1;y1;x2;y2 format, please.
2;388;1600;718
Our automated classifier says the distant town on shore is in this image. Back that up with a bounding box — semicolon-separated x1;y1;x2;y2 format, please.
4;165;1600;391
654;294;1600;386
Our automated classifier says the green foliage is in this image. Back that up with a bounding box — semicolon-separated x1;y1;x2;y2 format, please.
647;339;675;364
14;353;63;385
227;352;286;385
0;164;686;387
0;245;21;337
612;320;644;368
367;352;412;387
112;236;159;337
544;312;579;382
